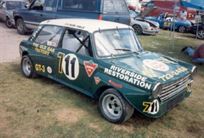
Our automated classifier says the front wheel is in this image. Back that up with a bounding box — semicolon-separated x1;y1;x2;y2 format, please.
133;24;143;35
178;26;186;33
16;18;28;35
99;89;134;123
5;17;13;28
196;30;204;39
21;55;36;78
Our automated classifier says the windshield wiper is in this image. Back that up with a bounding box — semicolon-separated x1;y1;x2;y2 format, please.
114;48;132;52
115;48;140;54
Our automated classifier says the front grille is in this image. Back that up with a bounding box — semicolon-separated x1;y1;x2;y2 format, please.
159;74;190;102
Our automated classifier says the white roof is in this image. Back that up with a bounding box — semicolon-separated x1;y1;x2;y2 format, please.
40;19;131;33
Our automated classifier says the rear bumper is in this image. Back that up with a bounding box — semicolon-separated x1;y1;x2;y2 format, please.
143;29;159;35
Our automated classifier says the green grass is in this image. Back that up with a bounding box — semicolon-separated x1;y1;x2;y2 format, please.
0;30;204;138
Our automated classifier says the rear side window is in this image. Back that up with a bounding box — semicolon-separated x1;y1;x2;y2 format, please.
34;26;64;47
103;0;128;13
59;0;97;11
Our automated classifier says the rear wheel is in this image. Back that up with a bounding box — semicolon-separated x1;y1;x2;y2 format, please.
5;17;12;28
16;18;28;35
196;30;204;39
21;55;36;78
133;24;143;35
99;88;134;123
178;26;186;33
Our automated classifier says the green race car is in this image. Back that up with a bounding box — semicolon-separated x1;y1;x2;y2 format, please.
19;19;196;123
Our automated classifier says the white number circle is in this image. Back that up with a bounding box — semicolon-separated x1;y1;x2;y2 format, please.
143;59;169;72
62;54;79;80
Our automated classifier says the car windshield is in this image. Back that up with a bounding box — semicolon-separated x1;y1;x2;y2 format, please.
6;1;25;10
94;29;142;57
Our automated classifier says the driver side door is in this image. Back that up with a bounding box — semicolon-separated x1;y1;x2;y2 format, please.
54;28;97;96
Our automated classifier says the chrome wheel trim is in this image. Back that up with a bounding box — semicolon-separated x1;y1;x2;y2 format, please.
179;26;185;33
133;25;142;34
22;58;32;76
6;19;12;27
102;94;123;120
197;30;204;39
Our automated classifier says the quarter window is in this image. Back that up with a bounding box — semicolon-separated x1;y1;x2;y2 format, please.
103;0;128;13
34;25;64;47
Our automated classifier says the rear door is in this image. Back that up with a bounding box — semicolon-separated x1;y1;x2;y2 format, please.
102;0;130;25
29;25;64;77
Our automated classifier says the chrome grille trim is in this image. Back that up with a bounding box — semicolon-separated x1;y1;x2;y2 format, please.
159;74;191;102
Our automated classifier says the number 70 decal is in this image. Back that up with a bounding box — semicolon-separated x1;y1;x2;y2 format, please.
57;53;80;80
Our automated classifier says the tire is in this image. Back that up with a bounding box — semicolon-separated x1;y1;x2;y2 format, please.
16;18;28;35
21;55;36;78
133;24;143;35
178;26;186;33
99;88;134;123
196;30;204;39
5;17;13;28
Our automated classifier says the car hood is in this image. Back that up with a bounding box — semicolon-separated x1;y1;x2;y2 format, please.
103;51;190;84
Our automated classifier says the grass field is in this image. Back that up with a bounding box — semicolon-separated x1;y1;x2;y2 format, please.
0;31;204;138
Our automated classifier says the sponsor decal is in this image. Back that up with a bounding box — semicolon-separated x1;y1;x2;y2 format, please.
61;54;80;80
47;66;52;74
84;61;98;77
160;67;188;81
108;80;123;88
35;64;45;73
33;43;55;55
94;77;101;85
143;59;169;72
104;65;152;90
143;99;159;115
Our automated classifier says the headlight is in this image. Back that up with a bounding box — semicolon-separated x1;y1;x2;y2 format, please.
152;83;162;98
191;66;197;76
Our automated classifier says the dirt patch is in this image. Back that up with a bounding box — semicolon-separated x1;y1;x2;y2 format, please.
113;123;134;134
88;123;102;133
186;121;204;137
55;108;87;124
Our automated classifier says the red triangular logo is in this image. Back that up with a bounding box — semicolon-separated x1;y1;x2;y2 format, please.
84;61;98;77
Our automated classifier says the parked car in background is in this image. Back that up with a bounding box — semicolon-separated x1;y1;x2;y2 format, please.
142;0;196;20
191;15;204;39
125;0;141;12
146;14;192;33
14;0;130;35
20;18;196;123
0;0;26;28
130;10;159;35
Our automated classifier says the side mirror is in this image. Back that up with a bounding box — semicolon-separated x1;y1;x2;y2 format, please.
24;4;29;9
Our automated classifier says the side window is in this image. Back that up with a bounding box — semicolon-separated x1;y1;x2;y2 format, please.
44;0;57;11
31;0;44;10
34;25;64;47
103;0;128;13
60;0;97;11
62;29;91;56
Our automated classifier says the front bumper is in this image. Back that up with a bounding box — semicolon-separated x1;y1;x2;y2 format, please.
126;89;191;118
143;28;159;35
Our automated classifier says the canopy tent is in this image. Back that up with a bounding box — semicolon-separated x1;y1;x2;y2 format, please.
180;0;204;10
